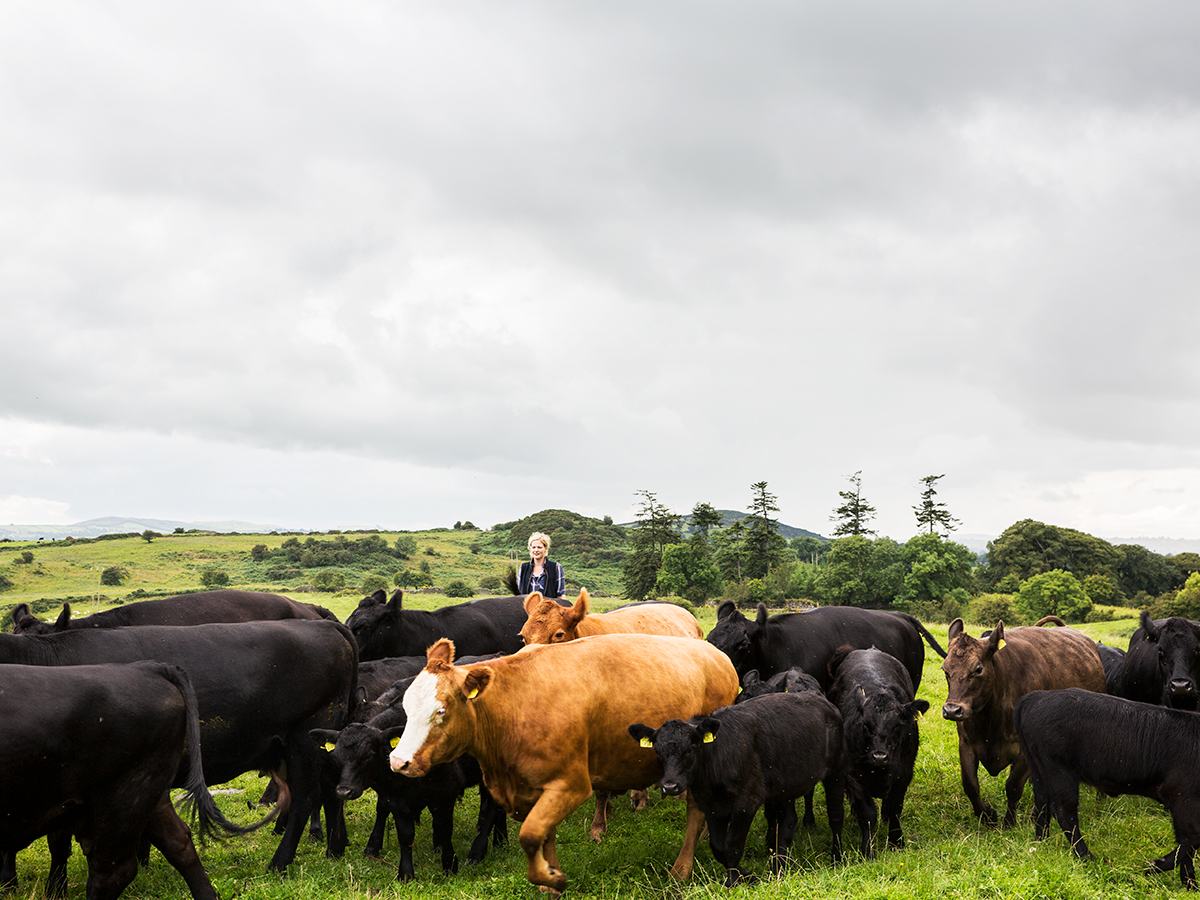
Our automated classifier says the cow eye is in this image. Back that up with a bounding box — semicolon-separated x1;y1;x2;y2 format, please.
972;664;984;677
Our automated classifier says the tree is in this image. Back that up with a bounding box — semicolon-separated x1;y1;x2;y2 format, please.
622;490;682;601
791;535;828;564
1115;543;1178;599
980;520;1122;591
394;535;417;558
744;482;788;580
816;535;904;609
688;502;724;544
894;533;974;620
141;530;159;543
655;542;724;604
830;471;877;537
913;474;961;537
712;519;748;583
100;566;130;586
1013;569;1092;623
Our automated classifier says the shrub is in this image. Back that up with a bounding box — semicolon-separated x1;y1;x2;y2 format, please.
1014;569;1092;623
15;551;34;564
478;574;503;593
312;570;346;592
969;593;1015;627
361;574;389;594
250;544;269;561
100;566;130;586
0;573;13;591
199;566;230;587
444;579;476;598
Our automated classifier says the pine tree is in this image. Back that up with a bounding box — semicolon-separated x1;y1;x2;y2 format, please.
621;490;682;600
831;470;877;537
914;474;961;536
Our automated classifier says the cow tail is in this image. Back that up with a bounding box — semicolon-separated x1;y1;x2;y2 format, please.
332;620;360;723
903;614;948;658
158;663;285;841
503;565;520;595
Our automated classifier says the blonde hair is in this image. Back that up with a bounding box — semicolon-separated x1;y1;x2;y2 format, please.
528;531;552;553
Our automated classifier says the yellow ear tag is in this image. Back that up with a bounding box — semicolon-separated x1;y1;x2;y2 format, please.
639;737;654;749
997;638;1006;650
467;687;479;699
390;737;400;749
702;732;715;744
323;742;336;752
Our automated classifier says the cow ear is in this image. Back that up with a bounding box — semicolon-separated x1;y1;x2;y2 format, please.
628;723;656;748
947;618;965;641
565;590;590;626
55;603;72;631
1142;609;1160;641
742;669;762;687
698;717;721;744
906;699;931;720
310;729;341;752
986;621;1006;655
11;603;30;626
523;592;544;615
427;638;456;668
463;667;492;701
381;725;406;750
716;600;738;622
387;589;404;612
755;604;769;629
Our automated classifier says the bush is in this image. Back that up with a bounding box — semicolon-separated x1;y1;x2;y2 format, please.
100;566;130;586
444;579;476;598
312;570;346;592
1014;569;1092;623
968;593;1015;627
478;574;504;593
15;551;34;564
0;573;13;591
199;566;230;587
361;574;389;594
251;544;269;561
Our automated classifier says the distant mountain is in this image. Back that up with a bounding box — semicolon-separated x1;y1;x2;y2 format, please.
0;516;293;542
1105;536;1200;556
626;509;826;542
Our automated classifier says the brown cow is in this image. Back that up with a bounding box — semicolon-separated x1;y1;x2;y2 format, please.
941;618;1106;827
520;589;704;839
520;590;703;645
389;634;740;895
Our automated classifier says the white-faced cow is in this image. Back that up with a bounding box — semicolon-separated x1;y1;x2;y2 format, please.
1112;611;1200;710
1016;688;1200;889
9;590;335;634
0;619;357;874
389;634;739;895
345;589;534;661
941;618;1106;827
705;602;946;691
629;691;846;886
826;647;929;858
0;662;276;900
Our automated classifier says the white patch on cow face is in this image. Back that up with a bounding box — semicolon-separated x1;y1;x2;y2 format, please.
389;670;443;772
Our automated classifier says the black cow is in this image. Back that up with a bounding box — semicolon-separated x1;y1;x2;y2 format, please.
345;590;532;661
0;619;357;874
826;647;929;859
629;692;845;886
311;680;507;879
706;601;946;691
1112;611;1200;709
1015;688;1200;889
354;654;502;723
10;590;335;635
1096;640;1127;694
0;662;275;900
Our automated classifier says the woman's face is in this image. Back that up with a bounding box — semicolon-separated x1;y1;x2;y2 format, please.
529;540;547;562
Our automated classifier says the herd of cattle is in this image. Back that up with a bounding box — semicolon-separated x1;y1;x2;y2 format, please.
4;585;1200;898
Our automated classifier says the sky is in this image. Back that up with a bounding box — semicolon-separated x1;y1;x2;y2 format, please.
3;1;1200;543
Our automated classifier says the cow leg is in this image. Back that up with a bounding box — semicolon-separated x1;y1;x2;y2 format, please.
881;781;908;850
957;743;996;824
848;782;879;860
0;851;15;891
631;789;649;811
1046;779;1091;861
1002;756;1030;828
47;829;72;898
764;800;797;876
517;780;590;895
824;772;845;865
144;795;218;900
589;791;612;841
83;851;140;900
718;807;758;887
363;798;390;858
429;800;459;875
802;791;816;828
392;808;417;882
468;785;507;863
669;792;707;881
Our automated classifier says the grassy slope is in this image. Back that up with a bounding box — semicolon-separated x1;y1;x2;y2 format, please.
1;537;1177;900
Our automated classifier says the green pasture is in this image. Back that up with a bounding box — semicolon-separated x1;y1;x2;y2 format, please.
0;536;1179;900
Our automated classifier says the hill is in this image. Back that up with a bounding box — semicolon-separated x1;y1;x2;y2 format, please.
0;516;290;542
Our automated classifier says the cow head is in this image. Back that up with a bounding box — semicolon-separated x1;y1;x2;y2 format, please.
390;638;490;777
1144;611;1200;711
520;589;589;645
346;589;404;660
705;601;765;679
941;618;1006;722
627;717;718;796
10;602;69;635
313;722;406;800
735;669;777;704
845;690;929;771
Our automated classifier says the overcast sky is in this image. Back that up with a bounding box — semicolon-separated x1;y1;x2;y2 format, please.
4;1;1200;542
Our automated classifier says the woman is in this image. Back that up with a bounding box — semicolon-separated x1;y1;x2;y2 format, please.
517;531;566;599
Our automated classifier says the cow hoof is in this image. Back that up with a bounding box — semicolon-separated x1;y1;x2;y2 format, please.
588;825;606;842
363;845;382;859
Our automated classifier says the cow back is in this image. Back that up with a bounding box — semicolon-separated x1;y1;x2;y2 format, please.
577;602;703;640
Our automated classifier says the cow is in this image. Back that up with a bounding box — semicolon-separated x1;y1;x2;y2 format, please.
826;647;929;858
345;589;536;661
629;691;846;886
311;680;507;879
940;618;1106;826
519;589;704;837
9;589;335;634
0;661;277;900
0;619;357;874
389;634;740;894
1096;640;1127;695
1112;612;1200;710
705;601;946;691
1015;688;1200;889
519;590;703;645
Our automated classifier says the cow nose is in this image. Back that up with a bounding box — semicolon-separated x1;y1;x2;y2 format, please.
942;702;963;721
1170;679;1195;695
660;780;684;797
871;751;888;765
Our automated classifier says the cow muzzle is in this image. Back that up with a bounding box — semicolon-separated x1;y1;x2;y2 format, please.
941;702;967;722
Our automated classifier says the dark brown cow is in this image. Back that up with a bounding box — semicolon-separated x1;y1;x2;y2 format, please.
941;618;1105;826
389;634;740;894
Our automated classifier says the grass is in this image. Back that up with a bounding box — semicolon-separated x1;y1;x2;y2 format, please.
0;537;1179;899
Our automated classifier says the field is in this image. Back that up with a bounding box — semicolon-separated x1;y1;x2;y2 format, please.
1;534;1179;900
